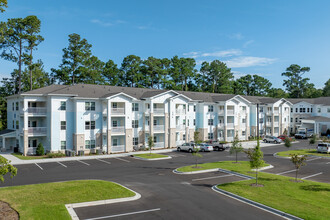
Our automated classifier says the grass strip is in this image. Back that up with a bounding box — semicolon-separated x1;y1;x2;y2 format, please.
11;153;49;160
134;153;169;159
0;180;135;220
276;149;330;157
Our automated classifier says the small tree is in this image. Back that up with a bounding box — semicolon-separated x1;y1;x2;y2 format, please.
290;154;307;182
36;143;44;156
0;155;17;183
194;131;201;144
147;136;154;155
229;135;244;163
309;134;317;145
284;137;292;148
245;140;265;186
192;148;202;168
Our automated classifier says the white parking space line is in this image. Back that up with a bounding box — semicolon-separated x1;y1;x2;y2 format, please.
192;174;234;182
306;157;322;162
170;154;186;157
114;157;130;163
276;169;296;175
57;162;67;168
85;208;161;220
97;158;111;164
35;163;43;170
301;172;323;180
326;162;330;164
77;160;90;166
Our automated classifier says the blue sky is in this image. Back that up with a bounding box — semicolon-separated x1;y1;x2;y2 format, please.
1;0;330;89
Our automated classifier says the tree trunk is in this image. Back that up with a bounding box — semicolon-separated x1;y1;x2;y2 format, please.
235;152;237;163
296;169;298;181
18;39;22;94
30;48;33;91
256;168;258;185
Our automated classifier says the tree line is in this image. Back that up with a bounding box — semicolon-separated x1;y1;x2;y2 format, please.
1;6;330;130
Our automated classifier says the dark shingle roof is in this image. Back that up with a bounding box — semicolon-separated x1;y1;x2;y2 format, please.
0;129;15;136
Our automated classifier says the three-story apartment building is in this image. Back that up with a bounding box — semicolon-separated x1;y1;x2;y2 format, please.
2;84;330;155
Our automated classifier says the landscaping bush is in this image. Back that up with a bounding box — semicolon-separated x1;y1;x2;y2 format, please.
47;152;65;158
309;134;317;145
36;143;44;156
284;137;291;148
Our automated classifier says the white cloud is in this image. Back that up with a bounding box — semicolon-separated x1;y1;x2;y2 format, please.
91;19;126;27
228;33;244;40
225;56;276;68
243;40;254;48
183;49;242;59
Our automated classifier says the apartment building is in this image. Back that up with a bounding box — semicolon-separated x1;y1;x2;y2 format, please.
1;84;330;155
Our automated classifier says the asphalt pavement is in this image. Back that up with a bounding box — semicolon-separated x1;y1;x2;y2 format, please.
1;139;329;220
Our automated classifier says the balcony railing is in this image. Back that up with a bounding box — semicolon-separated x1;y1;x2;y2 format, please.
227;110;234;115
111;108;125;115
153;108;165;114
226;123;234;129
27;107;47;115
176;109;186;115
154;125;165;132
154;142;165;148
218;123;225;128
111;145;125;152
274;122;279;127
176;125;185;130
111;126;125;134
218;110;224;115
266;122;272;127
266;112;272;116
273;110;279;115
28;127;47;136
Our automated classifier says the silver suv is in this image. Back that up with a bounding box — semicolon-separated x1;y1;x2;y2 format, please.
263;135;282;144
177;142;200;153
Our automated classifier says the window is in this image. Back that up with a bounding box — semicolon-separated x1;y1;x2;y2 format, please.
291;118;293;122
259;107;263;112
153;120;157;126
299;108;302;113
208;133;213;140
28;139;37;148
183;119;186;125
112;103;117;108
60;101;66;110
291;108;293;113
12;120;14;129
295;118;298;122
311;108;313;113
208;119;213;126
208;105;213;112
16;121;19;129
85;121;95;130
16;102;19;111
259;118;263;123
147;104;150;109
12;103;14;111
318;108;321;113
85;140;95;149
242;131;246;136
242;106;246;111
132;103;139;111
113;138;118;146
193;119;196;126
132;120;138;128
188;119;190;126
295;108;298;112
183;134;186;140
153;136;157;143
193;105;196;112
85;102;95;111
327;108;330;113
242;118;246;123
61;121;66;130
133;137;138;145
307;108;310;113
61;141;66;150
112;121;118;127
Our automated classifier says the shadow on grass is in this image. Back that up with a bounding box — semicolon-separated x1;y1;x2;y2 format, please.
300;185;330;192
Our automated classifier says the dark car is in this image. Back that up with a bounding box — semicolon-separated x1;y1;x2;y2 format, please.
205;140;227;151
277;135;292;141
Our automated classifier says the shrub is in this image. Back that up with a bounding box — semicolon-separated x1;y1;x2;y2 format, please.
309;134;317;145
47;152;65;158
36;143;44;156
284;137;292;148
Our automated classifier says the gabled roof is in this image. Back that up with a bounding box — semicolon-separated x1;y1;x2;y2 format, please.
0;129;15;136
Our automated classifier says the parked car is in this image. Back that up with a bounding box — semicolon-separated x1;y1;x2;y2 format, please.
177;142;200;153
205;140;227;151
277;135;292;141
263;135;282;144
198;143;213;152
317;143;330;154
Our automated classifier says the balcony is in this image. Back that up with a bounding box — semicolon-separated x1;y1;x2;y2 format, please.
153;125;165;132
218;123;225;129
273;110;279;115
111;126;125;134
176;125;185;131
266;112;272;116
274;122;279;127
26;107;47;116
111;108;125;116
154;142;165;148
111;145;125;152
28;127;47;136
218;109;224;115
226;110;235;115
226;123;234;129
266;122;272;127
153;108;165;115
176;109;186;115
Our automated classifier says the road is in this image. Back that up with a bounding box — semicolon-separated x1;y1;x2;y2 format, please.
1;140;329;219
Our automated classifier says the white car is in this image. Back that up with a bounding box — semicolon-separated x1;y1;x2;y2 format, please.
177;142;200;153
317;143;330;154
199;143;213;152
263;135;282;144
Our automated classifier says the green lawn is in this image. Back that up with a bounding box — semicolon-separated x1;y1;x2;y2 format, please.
11;153;49;160
0;180;135;220
176;161;268;172
276;149;330;157
134;153;169;159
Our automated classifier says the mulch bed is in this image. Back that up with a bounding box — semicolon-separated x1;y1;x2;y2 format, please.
0;201;19;220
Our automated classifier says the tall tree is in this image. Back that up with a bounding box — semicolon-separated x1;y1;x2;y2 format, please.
80;56;105;84
170;56;196;91
0;0;7;13
235;74;272;96
268;88;288;98
281;64;311;98
121;55;142;87
210;60;233;93
324;78;330;96
0;17;30;93
141;56;162;88
198;61;211;92
102;59;120;86
52;33;92;84
21;60;51;91
23;15;44;91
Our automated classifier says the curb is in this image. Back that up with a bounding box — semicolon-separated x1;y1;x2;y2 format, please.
132;155;172;161
273;152;330;160
65;182;141;220
173;168;219;174
217;168;254;179
251;165;274;171
212;186;303;220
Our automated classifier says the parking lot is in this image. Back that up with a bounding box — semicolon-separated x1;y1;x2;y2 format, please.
1;140;329;219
